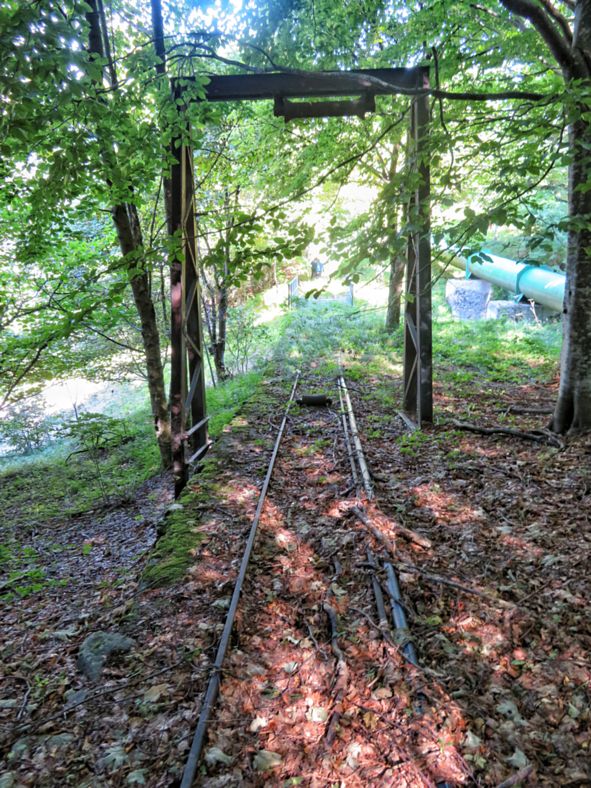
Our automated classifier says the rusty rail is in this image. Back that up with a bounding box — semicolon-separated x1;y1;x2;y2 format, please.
180;372;300;788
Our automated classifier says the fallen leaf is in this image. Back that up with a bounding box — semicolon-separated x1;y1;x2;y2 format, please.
253;750;282;770
143;683;169;703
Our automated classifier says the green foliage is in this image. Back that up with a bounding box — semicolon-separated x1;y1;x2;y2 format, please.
433;293;562;386
0;542;67;601
226;305;271;375
62;413;129;457
0;400;58;456
0;407;160;522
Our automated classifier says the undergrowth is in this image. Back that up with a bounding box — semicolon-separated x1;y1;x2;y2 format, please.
1;287;563;593
0;372;266;597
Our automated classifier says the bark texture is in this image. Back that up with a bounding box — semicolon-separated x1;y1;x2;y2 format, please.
551;1;591;432
385;251;404;331
113;205;172;462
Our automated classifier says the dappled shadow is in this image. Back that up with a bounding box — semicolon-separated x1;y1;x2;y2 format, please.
191;375;469;786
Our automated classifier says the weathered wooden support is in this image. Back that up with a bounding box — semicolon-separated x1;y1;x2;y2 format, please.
170;66;432;493
403;80;432;426
170;132;208;497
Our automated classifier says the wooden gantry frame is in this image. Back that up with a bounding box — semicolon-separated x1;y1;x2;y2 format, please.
170;67;432;495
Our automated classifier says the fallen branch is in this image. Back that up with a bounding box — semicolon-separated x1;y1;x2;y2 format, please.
351;505;432;550
495;765;534;787
448;419;563;448
505;405;553;415
366;549;395;646
398;561;514;609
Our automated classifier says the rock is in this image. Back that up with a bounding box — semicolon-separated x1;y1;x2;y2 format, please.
77;632;135;680
64;688;89;708
205;747;233;767
446;278;491;320
0;773;15;788
249;716;268;732
306;706;328;723
7;738;29;764
253;750;282;771
486;299;536;321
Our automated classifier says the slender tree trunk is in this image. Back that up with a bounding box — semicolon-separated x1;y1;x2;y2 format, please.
87;0;171;466
551;112;591;432
214;284;229;381
497;0;591;433
112;204;172;461
550;1;591;433
385;249;405;331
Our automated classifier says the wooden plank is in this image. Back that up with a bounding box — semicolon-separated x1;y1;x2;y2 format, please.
186;415;210;439
174;67;428;103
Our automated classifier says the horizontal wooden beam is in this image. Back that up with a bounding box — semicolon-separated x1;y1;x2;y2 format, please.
173;67;427;103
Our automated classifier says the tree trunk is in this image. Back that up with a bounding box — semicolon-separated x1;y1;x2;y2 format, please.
496;0;591;432
112;204;172;463
551;113;591;432
550;0;591;433
87;0;172;466
385;251;404;330
213;284;229;381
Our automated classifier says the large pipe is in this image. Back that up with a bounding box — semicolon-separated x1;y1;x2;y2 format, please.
448;251;565;312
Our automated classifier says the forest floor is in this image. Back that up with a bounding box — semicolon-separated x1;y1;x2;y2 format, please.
1;302;589;787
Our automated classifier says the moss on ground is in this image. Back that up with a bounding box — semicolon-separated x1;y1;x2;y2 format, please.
141;372;266;588
141;457;219;588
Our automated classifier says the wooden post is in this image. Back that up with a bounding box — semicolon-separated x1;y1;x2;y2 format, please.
403;75;432;425
170;134;186;496
170;118;208;496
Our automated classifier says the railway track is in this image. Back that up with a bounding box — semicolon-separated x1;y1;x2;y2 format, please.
180;371;464;786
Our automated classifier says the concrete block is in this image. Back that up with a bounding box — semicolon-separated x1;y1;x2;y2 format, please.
486;300;536;321
445;278;491;320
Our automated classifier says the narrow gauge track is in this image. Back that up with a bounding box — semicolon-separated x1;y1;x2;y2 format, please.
181;371;465;787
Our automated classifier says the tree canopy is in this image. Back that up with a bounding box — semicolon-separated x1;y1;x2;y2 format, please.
1;0;589;435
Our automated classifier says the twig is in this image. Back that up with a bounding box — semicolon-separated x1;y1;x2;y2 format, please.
351;505;432;550
505;405;553;415
16;685;31;722
366;550;395;646
398;561;514;609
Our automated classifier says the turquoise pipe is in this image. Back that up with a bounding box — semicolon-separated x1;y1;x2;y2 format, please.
449;251;565;312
